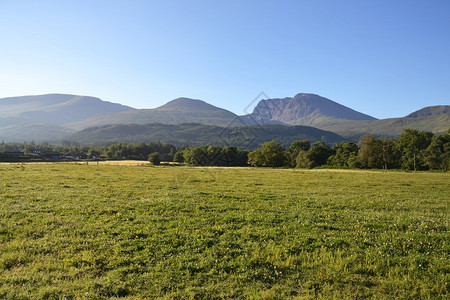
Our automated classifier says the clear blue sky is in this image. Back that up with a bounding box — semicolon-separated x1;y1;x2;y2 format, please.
1;0;449;118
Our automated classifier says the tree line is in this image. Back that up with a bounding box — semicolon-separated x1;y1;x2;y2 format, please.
173;146;249;166
0;141;177;162
1;128;449;171
244;128;449;171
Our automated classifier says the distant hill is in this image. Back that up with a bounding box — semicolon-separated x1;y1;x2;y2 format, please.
404;105;448;119
0;123;71;142
314;105;450;139
243;93;448;139
244;93;377;126
66;123;345;148
0;94;134;125
0;94;135;142
68;97;239;130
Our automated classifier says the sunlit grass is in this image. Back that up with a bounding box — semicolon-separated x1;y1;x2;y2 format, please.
0;164;448;298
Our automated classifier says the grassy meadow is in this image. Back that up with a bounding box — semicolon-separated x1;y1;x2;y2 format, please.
0;164;448;299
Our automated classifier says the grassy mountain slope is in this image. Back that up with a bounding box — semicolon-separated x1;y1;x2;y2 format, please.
0;123;71;143
403;105;448;118
0;94;135;142
68;98;239;130
67;123;345;148
313;105;450;138
0;94;134;125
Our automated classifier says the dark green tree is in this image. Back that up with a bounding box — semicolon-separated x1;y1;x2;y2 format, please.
166;147;177;162
358;134;383;169
308;141;333;167
295;142;333;169
288;140;311;167
327;142;359;168
423;132;450;170
184;146;208;166
173;151;185;163
248;141;288;167
443;136;450;171
379;137;399;171
396;128;433;171
295;150;314;169
207;146;222;165
236;149;250;166
222;146;238;166
248;148;264;167
148;152;161;166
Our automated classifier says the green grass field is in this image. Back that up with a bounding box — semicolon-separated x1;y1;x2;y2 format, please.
0;164;448;299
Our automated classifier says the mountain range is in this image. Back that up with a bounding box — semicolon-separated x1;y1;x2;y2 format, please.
0;93;448;145
243;93;449;138
67;97;239;130
0;94;133;126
